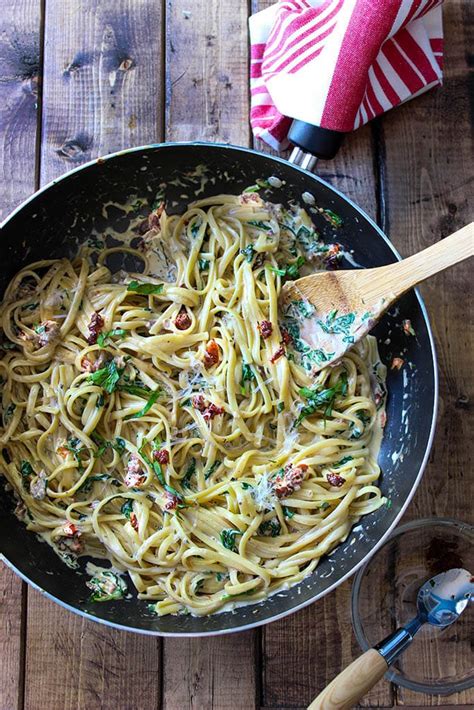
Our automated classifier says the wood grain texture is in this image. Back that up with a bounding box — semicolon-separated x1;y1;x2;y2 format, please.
0;566;25;710
308;648;388;710
162;3;258;708
165;0;251;144
377;0;473;705
22;2;165;709
24;589;161;710
0;0;41;218
40;0;164;184
163;632;258;710
0;2;41;707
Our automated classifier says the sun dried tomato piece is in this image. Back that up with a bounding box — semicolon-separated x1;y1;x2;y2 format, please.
130;512;139;531
204;339;220;369
164;491;179;511
153;449;170;465
87;312;104;345
258;320;273;339
270;345;285;364
273;463;308;499
192;394;206;411
391;357;404;370
327;472;345;487
202;403;224;422
174;306;192;330
63;522;78;537
280;328;292;345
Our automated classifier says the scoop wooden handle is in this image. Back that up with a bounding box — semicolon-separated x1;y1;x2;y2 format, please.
363;222;474;303
307;649;388;710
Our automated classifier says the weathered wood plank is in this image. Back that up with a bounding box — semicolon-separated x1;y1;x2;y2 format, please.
378;0;473;706
165;0;251;145
0;2;42;708
0;0;41;217
0;566;25;710
251;2;390;707
163;632;258;710
25;589;161;710
23;3;165;708
162;3;257;708
40;0;164;183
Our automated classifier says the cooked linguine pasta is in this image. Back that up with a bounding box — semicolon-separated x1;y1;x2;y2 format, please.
0;192;387;616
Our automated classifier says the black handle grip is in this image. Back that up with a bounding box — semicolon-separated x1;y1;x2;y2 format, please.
288;120;345;160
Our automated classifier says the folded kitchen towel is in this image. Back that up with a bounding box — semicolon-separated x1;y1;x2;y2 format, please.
249;0;444;150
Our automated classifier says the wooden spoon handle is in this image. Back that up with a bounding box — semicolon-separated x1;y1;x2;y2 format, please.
307;649;388;710
377;222;474;300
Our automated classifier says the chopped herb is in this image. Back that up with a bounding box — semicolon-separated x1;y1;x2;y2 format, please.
240;244;255;263
334;456;354;467
342;335;355;344
113;437;127;455
205;460;221;479
266;264;286;277
318;310;355;337
282;506;295;519
247;220;271;231
241;482;253;490
190;220;201;238
124;390;160;420
295;372;348;426
258;519;281;537
78;473;110;493
267;256;305;280
23;302;39;311
320;501;330;511
240;363;256;394
182;459;196;488
88;360;124;393
96;394;105;408
242;184;260;193
97;329;126;347
385;498;392;509
87;570;127;602
118;382;152;397
65;436;85;473
323;209;343;228
293;299;315;318
127;281;164;295
121;499;134;519
256;178;272;189
220;528;240;552
198;257;209;271
87;236;105;249
277;401;285;413
20;460;34;483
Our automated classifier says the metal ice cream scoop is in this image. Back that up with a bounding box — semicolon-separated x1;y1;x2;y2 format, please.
309;568;473;710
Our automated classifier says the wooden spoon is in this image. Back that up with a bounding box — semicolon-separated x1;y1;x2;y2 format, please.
281;223;473;370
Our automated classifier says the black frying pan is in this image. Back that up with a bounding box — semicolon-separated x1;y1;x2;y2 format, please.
0;142;438;636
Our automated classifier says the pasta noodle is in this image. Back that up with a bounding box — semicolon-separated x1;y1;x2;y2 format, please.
0;192;387;616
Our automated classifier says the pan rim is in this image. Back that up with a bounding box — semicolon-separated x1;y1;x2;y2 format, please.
0;140;439;636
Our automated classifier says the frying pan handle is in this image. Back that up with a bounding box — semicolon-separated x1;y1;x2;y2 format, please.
288;119;345;169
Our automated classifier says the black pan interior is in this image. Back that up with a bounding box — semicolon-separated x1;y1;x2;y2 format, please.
0;143;437;635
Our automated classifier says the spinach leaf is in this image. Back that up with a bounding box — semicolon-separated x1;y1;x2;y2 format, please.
88;360;124;393
124;390;160;420
127;281;164;295
220;528;240;552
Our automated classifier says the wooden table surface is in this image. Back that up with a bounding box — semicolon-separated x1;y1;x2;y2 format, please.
0;1;472;708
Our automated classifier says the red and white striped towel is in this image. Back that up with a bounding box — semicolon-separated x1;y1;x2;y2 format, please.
250;0;444;150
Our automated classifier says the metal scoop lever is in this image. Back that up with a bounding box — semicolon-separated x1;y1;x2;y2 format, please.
308;568;473;710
